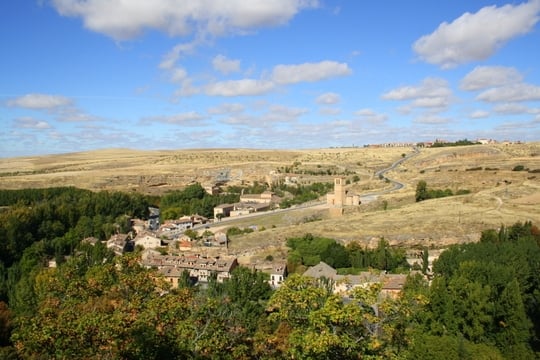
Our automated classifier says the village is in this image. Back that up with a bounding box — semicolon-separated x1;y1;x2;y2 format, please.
66;176;441;301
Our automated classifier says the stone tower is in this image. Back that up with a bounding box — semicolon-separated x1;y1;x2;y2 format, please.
333;177;346;206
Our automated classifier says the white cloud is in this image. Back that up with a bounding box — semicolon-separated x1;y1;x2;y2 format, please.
477;83;540;102
272;61;351;84
7;93;97;122
381;78;451;101
159;41;199;70
413;0;540;68
319;107;341;116
205;79;275;96
7;94;72;109
52;0;318;40
316;92;341;104
460;66;523;91
414;114;451;124
212;55;241;74
208;103;245;115
354;108;388;123
140;112;206;125
411;97;449;108
219;104;306;125
494;103;533;114
468;110;490;119
382;78;452;112
170;67;188;83
13;117;52;129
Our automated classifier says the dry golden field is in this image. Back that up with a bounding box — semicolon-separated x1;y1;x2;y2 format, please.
1;143;539;259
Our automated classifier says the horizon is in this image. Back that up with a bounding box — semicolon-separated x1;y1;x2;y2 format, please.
2;0;540;158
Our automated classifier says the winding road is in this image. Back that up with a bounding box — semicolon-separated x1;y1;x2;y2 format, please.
197;147;420;229
360;147;420;202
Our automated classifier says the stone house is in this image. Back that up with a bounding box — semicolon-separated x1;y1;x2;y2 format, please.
134;233;162;250
143;253;238;287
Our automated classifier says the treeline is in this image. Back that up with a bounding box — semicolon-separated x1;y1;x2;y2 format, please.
274;182;333;208
409;221;540;358
159;183;239;220
415;180;470;202
286;234;409;273
0;187;151;310
430;138;480;147
0;222;539;358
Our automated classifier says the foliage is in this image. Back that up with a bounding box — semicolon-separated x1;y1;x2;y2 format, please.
287;234;409;273
426;221;540;357
160;183;239;219
276;182;333;208
415;180;469;202
430;139;480;147
226;226;254;237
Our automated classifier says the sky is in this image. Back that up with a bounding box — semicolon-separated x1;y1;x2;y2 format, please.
1;0;540;157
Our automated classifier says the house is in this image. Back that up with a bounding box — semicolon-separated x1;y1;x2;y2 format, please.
254;262;288;288
214;203;235;219
239;191;280;204
142;253;238;286
134;233;162;250
268;263;287;288
106;233;131;256
303;261;407;298
380;274;408;299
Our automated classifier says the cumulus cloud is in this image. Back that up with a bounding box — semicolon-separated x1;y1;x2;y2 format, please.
219;104;306;125
212;55;241;74
207;103;245;114
494;103;536;114
204;79;275;96
319;107;341;116
7;93;97;122
460;66;523;91
140;111;206;125
476;83;540;102
13;117;52;129
272;61;351;84
199;60;350;97
382;78;451;100
316;92;341;104
413;114;451;124
7;94;72;109
51;0;318;40
468;110;490;119
354;109;388;123
413;0;540;68
381;78;452;112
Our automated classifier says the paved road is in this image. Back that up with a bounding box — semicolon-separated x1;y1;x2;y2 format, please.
197;148;420;229
363;147;420;198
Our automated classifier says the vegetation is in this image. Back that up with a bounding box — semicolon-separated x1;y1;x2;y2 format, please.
1;184;539;358
160;183;239;219
415;180;470;202
275;182;333;208
286;234;409;274
431;139;480;147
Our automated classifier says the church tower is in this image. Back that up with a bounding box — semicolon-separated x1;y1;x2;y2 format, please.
333;177;345;206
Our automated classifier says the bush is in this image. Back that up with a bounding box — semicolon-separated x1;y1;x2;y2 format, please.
513;165;525;171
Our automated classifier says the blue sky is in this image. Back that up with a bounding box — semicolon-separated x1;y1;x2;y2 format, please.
2;0;540;157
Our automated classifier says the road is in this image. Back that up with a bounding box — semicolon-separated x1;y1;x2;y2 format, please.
363;147;420;198
197;147;420;230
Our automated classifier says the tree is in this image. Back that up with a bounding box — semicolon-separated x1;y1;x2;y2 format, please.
415;180;428;202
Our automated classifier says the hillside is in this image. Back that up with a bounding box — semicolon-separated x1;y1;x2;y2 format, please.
1;143;539;256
